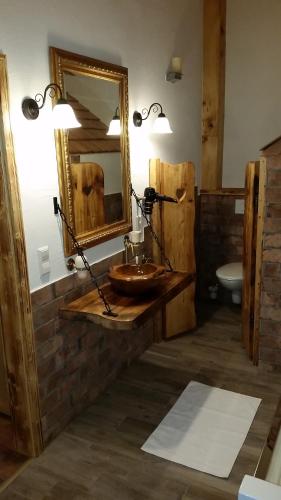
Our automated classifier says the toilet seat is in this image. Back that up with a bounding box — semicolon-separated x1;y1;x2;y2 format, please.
216;262;243;281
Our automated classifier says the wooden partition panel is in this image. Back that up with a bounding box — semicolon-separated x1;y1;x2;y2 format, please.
150;159;196;339
242;160;265;364
242;162;260;358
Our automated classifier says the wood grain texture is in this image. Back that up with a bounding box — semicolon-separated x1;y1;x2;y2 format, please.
200;188;245;196
253;159;266;365
0;55;42;456
0;326;9;415
149;159;165;342
162;162;196;337
150;161;196;338
201;0;226;190
149;159;162;264
71;162;105;236
0;415;14;450
242;161;260;358
2;304;281;500
60;272;195;331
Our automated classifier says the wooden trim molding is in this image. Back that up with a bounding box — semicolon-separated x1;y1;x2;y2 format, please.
0;55;43;456
200;188;245;196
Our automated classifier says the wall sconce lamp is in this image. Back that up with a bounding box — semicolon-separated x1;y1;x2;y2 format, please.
22;83;81;129
133;102;173;134
107;106;121;135
166;57;183;83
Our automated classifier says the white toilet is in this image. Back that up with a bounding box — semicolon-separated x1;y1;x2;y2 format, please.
216;262;243;304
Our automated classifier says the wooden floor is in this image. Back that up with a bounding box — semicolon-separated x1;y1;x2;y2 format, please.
1;304;281;499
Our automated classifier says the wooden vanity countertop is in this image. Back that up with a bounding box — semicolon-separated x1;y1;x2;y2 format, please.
60;271;195;331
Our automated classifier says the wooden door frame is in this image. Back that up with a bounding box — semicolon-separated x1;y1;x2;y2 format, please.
0;55;43;456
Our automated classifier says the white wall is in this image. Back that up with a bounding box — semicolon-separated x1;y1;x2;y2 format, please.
0;0;202;291
223;0;281;187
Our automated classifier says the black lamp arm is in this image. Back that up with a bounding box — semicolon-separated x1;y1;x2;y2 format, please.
141;102;164;121
35;83;63;109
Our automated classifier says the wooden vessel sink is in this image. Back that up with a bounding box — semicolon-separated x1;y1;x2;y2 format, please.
108;263;167;295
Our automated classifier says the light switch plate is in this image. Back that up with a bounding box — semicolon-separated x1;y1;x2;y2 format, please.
37;246;50;276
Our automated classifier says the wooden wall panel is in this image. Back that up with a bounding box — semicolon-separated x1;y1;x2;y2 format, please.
149;159;164;342
201;0;226;190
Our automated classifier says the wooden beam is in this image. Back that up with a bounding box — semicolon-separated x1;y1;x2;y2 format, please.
0;55;43;456
201;0;226;191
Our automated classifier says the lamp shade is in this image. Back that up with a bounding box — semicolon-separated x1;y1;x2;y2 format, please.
52;101;81;129
107;117;121;135
152;115;173;134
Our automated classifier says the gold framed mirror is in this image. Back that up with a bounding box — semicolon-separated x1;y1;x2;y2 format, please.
50;47;132;256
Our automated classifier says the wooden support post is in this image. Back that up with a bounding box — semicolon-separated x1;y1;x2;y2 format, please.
201;0;226;191
252;159;266;365
242;161;260;358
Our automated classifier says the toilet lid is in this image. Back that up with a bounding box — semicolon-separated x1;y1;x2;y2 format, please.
216;262;243;280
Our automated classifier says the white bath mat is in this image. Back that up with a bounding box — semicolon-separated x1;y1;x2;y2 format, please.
141;381;261;478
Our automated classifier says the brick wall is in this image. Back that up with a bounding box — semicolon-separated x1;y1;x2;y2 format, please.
197;193;244;302
259;153;281;364
31;252;153;445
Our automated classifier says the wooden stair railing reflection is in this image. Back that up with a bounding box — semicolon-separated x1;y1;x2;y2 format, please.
67;93;121;154
71;162;105;235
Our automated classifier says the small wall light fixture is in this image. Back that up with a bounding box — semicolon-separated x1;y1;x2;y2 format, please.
107;106;121;135
22;83;81;129
66;255;89;280
133;102;173;134
166;56;183;83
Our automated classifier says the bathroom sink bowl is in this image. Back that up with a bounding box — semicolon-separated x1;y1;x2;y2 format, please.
108;263;167;295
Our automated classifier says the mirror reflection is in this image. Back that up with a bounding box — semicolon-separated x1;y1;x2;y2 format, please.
65;72;123;234
50;47;131;256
